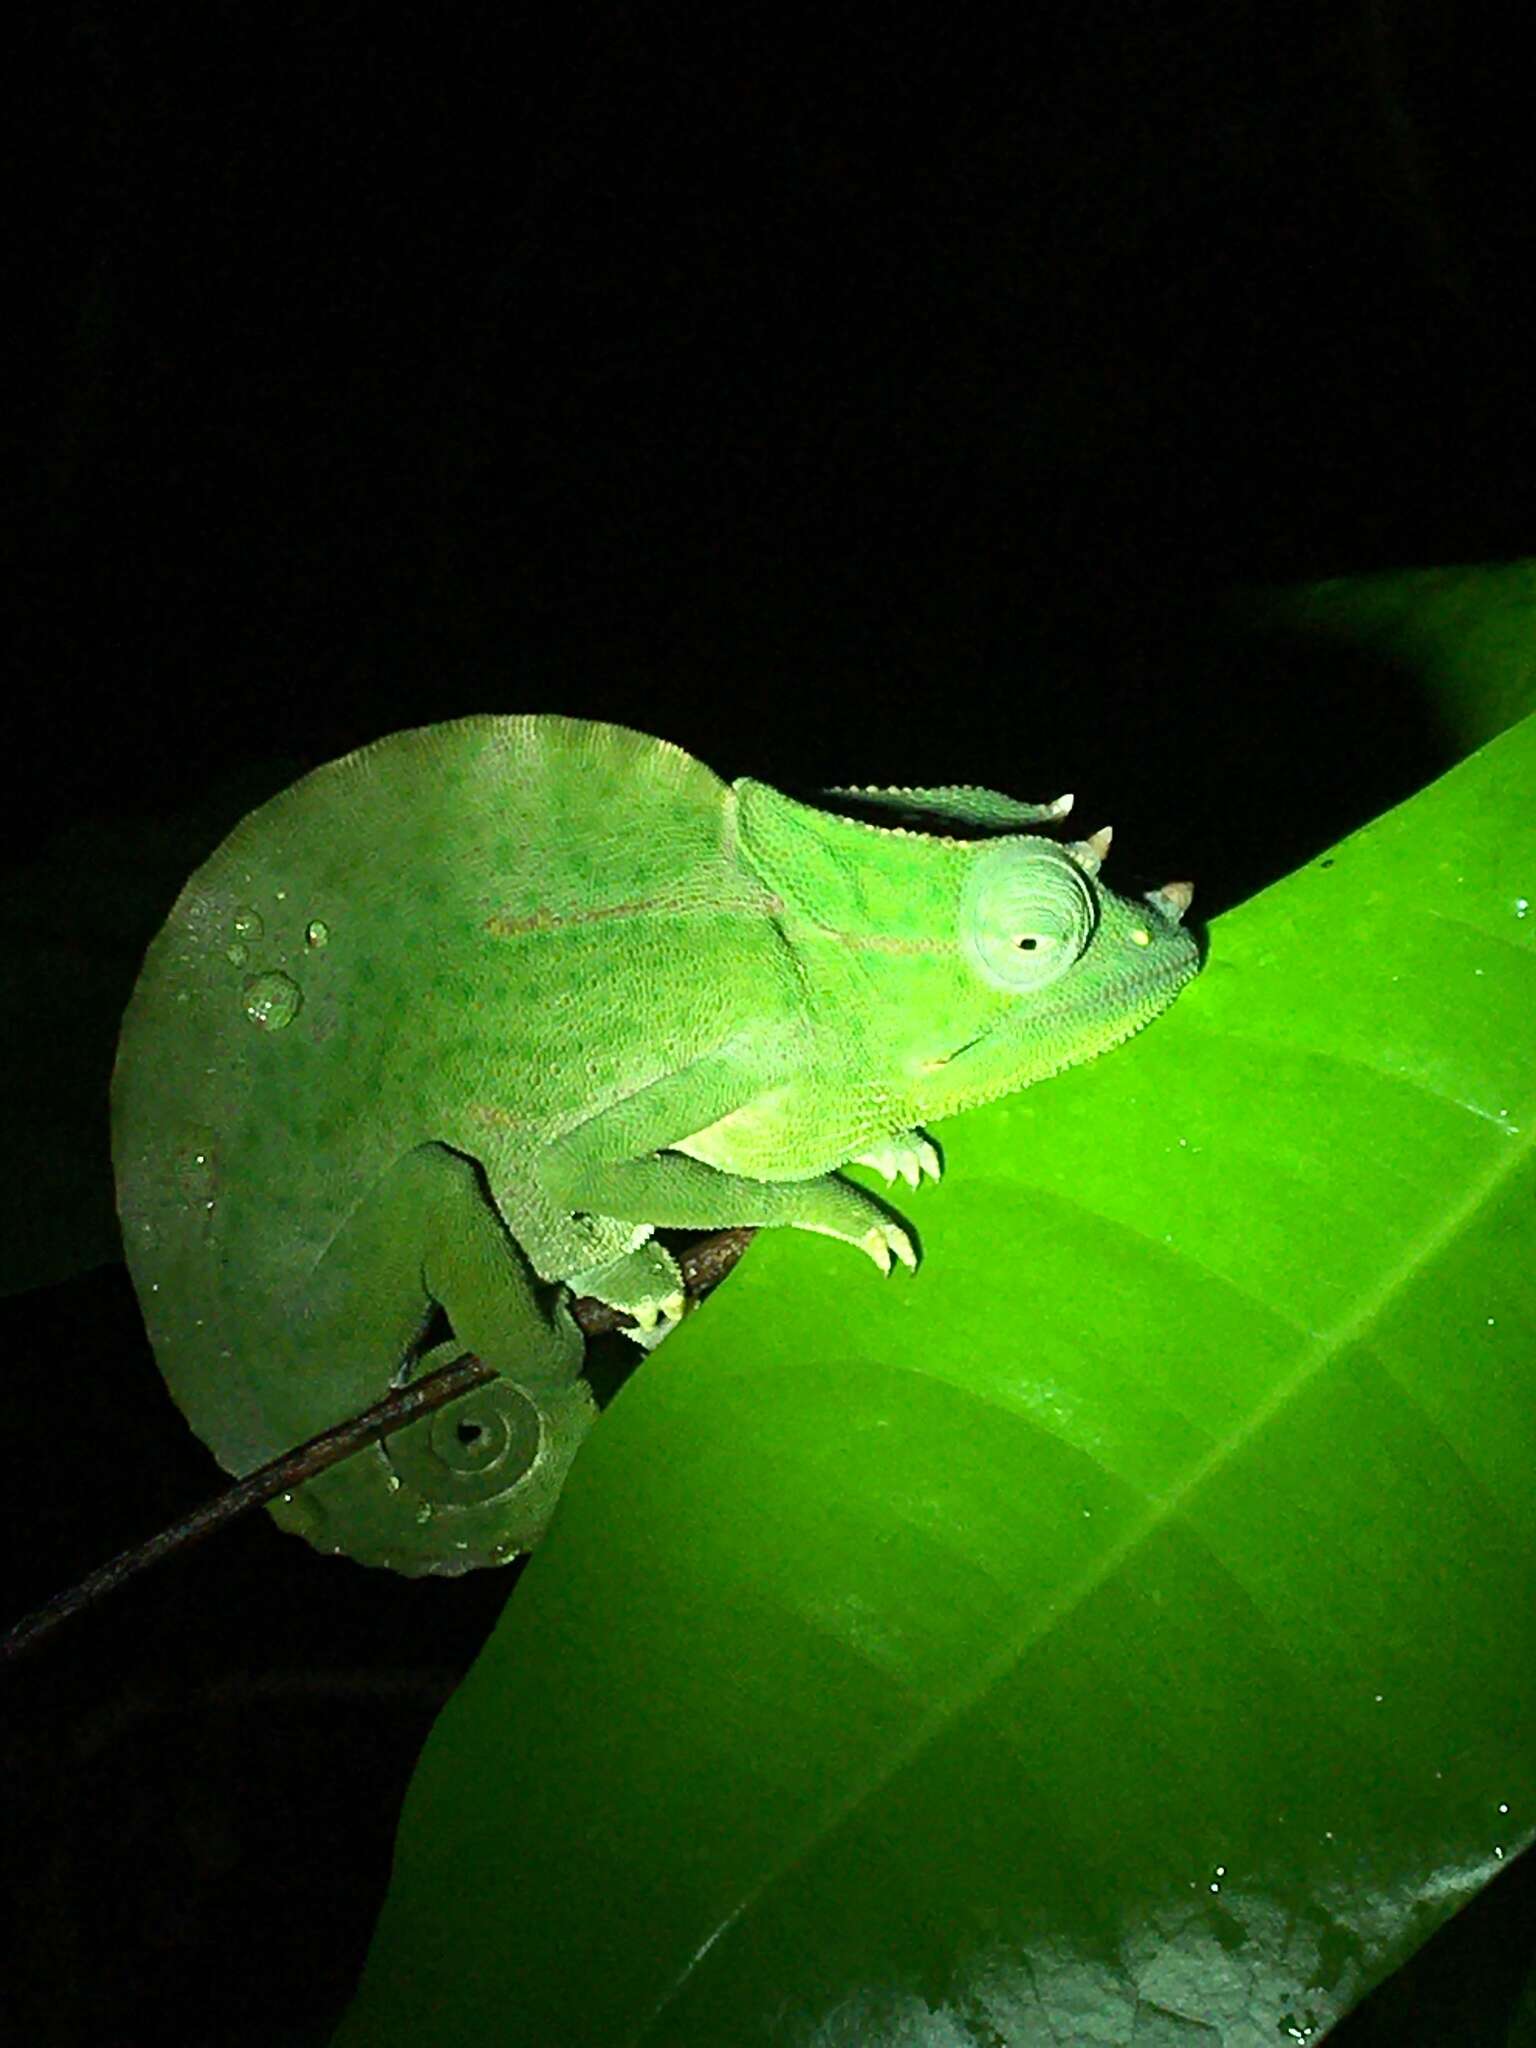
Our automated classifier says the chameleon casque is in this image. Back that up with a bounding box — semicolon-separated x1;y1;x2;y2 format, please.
112;714;1200;1573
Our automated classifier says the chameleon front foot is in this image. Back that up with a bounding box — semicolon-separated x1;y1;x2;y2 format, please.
852;1131;942;1189
567;1240;689;1351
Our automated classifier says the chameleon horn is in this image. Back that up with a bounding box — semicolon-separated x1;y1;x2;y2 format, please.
1145;880;1194;923
1069;826;1114;875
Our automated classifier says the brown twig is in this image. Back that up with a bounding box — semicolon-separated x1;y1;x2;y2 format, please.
1;1349;499;1667
2;1227;756;1667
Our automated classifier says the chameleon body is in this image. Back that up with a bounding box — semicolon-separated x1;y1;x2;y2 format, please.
112;714;1199;1573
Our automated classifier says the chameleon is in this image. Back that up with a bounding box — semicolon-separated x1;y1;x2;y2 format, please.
111;714;1200;1574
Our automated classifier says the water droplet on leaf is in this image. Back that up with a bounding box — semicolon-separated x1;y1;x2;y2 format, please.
242;970;302;1030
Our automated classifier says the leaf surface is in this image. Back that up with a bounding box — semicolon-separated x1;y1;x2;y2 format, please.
334;684;1536;2043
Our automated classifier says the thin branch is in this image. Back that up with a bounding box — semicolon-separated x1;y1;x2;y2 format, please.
2;1349;497;1667
2;1227;756;1667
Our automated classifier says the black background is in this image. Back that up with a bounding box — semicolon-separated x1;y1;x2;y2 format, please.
4;5;1534;2043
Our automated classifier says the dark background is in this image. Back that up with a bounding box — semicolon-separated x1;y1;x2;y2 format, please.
4;4;1534;2043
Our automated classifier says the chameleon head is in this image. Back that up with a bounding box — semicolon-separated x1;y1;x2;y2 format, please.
909;829;1200;1122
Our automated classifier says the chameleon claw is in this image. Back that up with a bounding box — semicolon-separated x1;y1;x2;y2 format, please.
860;1221;917;1273
623;1288;689;1352
859;1142;902;1184
635;1288;688;1329
618;1286;692;1335
854;1133;942;1188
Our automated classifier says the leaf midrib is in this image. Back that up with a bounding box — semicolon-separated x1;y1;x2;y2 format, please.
635;1053;1536;2043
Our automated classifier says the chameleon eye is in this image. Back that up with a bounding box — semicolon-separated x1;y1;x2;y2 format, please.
959;840;1098;993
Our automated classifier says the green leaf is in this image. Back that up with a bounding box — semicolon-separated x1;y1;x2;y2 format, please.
333;694;1536;2037
1249;557;1536;750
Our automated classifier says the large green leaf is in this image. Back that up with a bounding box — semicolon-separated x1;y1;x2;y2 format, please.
333;687;1536;2037
1253;558;1536;750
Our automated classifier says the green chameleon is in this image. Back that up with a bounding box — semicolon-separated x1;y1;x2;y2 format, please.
112;714;1199;1574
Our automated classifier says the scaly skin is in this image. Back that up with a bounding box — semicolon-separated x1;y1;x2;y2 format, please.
112;715;1200;1573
